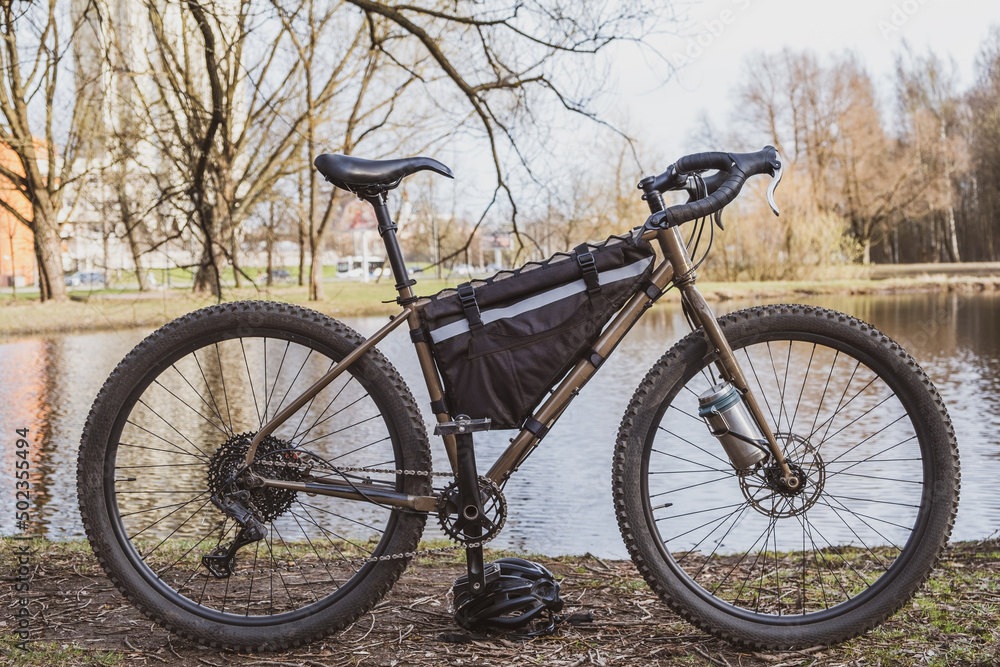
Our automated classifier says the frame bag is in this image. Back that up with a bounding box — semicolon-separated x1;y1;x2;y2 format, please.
419;231;656;429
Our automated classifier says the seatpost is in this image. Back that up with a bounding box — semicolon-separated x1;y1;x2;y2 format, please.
364;193;417;298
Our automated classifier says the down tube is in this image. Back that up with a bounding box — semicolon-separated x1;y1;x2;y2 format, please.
485;259;675;483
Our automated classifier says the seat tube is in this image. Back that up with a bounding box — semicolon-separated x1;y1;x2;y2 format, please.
365;191;461;472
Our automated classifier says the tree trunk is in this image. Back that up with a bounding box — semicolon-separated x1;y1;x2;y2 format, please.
297;157;307;287
309;253;323;301
32;205;67;302
126;223;148;291
6;232;16;298
231;225;242;288
946;206;960;263
862;237;871;265
193;221;222;298
266;199;275;287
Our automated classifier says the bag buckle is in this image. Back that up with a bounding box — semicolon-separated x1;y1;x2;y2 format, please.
575;248;601;296
457;282;483;328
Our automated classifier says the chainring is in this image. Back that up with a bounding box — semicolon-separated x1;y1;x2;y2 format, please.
206;432;302;523
437;477;507;544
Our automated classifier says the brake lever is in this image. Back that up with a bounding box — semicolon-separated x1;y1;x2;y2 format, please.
766;159;783;217
684;175;725;231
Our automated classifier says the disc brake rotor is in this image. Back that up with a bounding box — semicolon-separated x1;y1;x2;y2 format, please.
739;433;825;518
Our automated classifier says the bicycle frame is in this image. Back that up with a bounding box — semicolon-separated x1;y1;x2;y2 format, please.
245;195;796;511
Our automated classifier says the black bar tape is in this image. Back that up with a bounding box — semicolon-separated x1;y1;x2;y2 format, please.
651;146;780;229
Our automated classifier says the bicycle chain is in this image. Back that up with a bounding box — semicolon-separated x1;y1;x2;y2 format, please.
248;458;505;568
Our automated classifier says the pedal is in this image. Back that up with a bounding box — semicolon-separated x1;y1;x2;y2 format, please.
434;415;491;435
452;561;502;598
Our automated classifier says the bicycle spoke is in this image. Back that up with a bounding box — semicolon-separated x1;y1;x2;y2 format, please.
270;349;314;418
788;343;816;434
156;374;231;437
743;347;778;428
118;441;209;461
636;322;941;628
263;340;291;422
239;338;263;428
192;351;232;436
658;421;732;466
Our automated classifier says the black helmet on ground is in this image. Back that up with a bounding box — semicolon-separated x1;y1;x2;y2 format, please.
452;557;564;635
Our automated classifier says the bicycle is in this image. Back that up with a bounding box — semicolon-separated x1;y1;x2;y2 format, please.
77;146;960;651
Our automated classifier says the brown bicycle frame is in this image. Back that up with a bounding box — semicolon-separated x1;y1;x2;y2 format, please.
245;225;793;511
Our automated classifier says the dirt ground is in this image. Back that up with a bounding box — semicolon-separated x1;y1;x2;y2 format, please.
2;539;999;666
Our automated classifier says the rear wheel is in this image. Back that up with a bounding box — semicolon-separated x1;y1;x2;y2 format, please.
614;305;959;649
78;301;431;651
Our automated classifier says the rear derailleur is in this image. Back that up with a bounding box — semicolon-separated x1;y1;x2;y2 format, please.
201;490;267;579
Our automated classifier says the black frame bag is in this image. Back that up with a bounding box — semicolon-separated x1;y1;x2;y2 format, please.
419;232;655;429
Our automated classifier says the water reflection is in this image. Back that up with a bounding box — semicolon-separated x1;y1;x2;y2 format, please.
1;292;997;558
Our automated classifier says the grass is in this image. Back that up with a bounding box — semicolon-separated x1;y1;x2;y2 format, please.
0;279;465;338
0;634;123;667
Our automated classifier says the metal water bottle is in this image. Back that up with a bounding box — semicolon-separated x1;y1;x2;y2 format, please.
697;381;769;470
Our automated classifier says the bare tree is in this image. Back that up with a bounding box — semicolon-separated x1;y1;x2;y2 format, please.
895;46;968;262
0;204;19;296
88;0;662;300
736;50;942;265
964;26;1000;261
0;0;97;301
325;1;656;258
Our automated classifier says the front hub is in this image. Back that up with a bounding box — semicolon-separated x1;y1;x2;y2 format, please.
739;434;825;518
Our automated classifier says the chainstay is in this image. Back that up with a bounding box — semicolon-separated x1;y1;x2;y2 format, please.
254;459;503;567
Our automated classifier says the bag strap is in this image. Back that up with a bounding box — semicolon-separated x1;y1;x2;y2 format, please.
456;282;483;329
574;244;601;296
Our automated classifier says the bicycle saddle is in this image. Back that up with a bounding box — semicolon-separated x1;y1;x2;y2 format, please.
314;154;453;194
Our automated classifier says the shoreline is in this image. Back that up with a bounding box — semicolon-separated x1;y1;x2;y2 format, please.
2;274;999;339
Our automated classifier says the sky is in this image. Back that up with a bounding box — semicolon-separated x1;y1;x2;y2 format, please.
609;0;1000;164
444;0;1000;218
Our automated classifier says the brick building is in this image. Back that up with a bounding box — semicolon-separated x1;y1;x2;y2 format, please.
0;141;37;288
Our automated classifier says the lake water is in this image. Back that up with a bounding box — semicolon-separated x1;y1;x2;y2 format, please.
1;290;998;558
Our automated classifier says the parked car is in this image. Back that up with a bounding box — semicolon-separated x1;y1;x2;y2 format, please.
267;269;292;282
65;271;106;287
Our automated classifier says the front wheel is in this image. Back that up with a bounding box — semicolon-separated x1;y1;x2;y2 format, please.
613;305;959;649
77;301;432;651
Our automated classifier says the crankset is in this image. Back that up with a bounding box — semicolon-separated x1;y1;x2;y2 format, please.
437;476;507;543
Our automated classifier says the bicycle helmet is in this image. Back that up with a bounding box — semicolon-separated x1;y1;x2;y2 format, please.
453;557;564;635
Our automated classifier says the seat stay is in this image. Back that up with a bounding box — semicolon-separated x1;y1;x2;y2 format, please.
244;308;413;466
